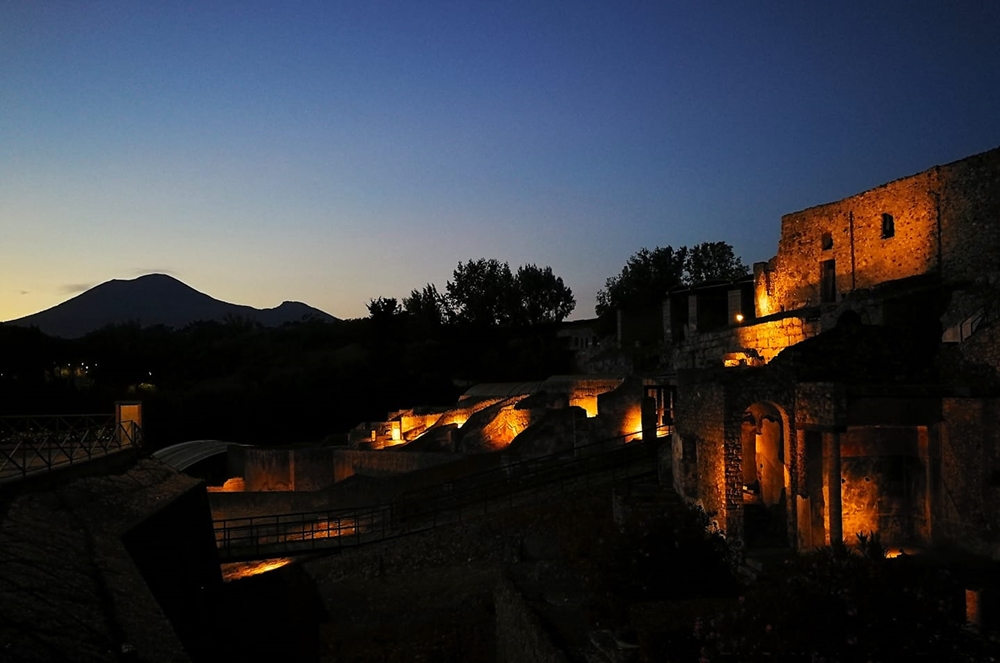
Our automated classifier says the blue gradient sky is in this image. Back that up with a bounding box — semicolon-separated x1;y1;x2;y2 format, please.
3;1;999;321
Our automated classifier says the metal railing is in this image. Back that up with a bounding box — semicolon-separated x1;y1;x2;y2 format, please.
0;414;143;483
213;428;666;561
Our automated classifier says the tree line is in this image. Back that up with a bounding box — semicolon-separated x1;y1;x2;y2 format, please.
596;241;748;317
370;241;747;327
368;258;576;328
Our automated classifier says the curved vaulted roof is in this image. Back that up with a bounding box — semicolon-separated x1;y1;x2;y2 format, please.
152;439;247;471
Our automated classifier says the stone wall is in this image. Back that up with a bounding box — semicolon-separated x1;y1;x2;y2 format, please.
939;146;1000;284
494;577;569;663
673;378;727;526
959;317;1000;376
936;398;1000;558
674;315;821;369
243;448;295;491
240;447;459;491
771;169;940;312
333;449;458;482
794;382;845;430
0;461;204;662
761;146;1000;315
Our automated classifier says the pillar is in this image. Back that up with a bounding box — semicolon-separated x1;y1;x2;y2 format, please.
823;431;843;546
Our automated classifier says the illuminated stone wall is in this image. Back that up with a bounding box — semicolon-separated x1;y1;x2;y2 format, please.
761;146;1000;315
674;315;821;368
840;426;930;546
673;379;728;528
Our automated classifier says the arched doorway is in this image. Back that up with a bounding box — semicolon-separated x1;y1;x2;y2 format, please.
741;402;790;548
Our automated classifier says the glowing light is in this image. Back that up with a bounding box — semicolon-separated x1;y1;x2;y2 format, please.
569;396;598;418
622;406;643;442
735;313;744;323
206;477;245;493
439;413;469;428
221;557;293;581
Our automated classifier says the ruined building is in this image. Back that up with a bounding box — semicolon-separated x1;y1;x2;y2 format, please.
223;146;1000;561
668;145;1000;556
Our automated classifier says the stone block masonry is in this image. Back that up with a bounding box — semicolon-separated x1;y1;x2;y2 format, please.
675;315;821;369
759;146;1000;316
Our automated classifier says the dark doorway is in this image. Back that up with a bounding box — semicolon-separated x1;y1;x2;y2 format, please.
821;259;837;303
742;402;789;549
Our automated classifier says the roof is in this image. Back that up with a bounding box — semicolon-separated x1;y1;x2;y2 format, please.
152;439;247;471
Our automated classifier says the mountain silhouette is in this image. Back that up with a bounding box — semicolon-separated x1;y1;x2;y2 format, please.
2;274;338;338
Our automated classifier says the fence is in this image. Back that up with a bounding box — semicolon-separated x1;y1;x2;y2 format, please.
0;414;143;484
213;428;665;561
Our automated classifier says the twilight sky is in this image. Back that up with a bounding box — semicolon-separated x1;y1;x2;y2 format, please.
2;1;999;322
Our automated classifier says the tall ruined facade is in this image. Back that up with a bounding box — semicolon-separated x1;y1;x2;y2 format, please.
757;146;1000;316
671;145;1000;557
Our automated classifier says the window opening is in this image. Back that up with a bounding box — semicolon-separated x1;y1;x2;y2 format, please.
881;213;894;239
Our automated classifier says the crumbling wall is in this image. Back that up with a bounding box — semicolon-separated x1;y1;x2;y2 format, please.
772;170;940;312
495;577;569;663
840;426;929;546
594;378;645;441
674;379;727;528
766;146;1000;315
241;447;457;491
936;398;1000;558
674;315;821;368
958;317;1000;375
244;448;293;491
938;146;1000;284
333;449;458;482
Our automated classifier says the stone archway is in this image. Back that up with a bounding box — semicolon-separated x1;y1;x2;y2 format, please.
741;402;791;548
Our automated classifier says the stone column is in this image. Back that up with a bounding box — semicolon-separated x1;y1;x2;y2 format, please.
794;428;812;549
823;430;843;546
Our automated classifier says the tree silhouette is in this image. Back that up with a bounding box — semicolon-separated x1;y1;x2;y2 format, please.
596;242;748;316
446;258;518;326
446;259;575;327
403;283;449;327
515;264;575;325
366;296;401;320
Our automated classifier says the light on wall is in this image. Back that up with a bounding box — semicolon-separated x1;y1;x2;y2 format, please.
735;313;744;323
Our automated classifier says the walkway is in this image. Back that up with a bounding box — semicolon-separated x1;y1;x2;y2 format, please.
0;414;142;485
213;433;664;561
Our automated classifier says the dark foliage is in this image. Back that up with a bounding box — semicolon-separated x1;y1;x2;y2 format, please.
0;310;575;447
596;242;748;317
445;258;575;327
